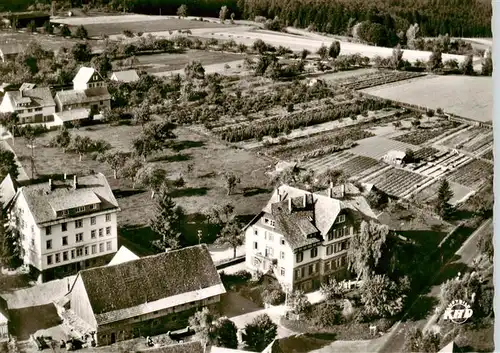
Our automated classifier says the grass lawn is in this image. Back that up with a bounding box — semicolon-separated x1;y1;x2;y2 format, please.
10;123;271;250
0;31;105;52
124;50;244;74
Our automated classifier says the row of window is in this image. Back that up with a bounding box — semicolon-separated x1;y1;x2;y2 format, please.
296;247;318;263
324;256;347;272
254;228;286;246
294;256;347;279
252;256;286;277
46;214;111;235
327;226;351;241
295;262;320;279
325;241;349;256
46;241;112;265
16;107;43;113
45;226;112;249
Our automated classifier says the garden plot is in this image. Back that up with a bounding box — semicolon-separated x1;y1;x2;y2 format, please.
300;151;355;174
393;121;461;145
334;155;387;180
349;136;420;160
481;149;493;161
440;127;492;152
361;75;493;122
446;159;493;190
362;167;431;198
414;179;475;206
413;147;440;161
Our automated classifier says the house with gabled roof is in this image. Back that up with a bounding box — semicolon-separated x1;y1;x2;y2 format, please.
67;244;226;346
0;86;56;124
0;43;26;62
244;183;377;292
54;67;111;115
8;172;120;283
110;69;140;83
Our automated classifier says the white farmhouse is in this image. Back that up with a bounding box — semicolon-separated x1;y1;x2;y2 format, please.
8;173;120;283
243;183;377;292
0;86;56;124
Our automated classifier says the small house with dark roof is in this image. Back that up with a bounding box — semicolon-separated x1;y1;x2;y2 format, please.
0;86;56;124
0;43;26;62
244;184;377;292
135;341;205;353
8;173;120;283
54;67;110;115
67;244;225;346
0;296;9;342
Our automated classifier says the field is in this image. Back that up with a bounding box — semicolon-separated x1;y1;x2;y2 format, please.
393;121;461;145
413;179;475;206
360;75;493;122
349;136;420;160
362;167;431;198
52;15;230;37
446;159;493;189
118;50;244;74
439;127;493;155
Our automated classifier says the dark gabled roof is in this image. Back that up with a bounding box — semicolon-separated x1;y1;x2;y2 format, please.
18;173;119;224
79;245;224;324
5;87;55;108
136;341;204;353
55;87;110;106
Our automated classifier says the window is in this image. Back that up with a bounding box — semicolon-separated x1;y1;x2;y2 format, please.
106;241;112;251
99;243;104;253
254;229;258;236
301;267;305;278
62;236;68;246
252;257;260;267
268;233;274;241
76;206;85;213
90;217;96;225
265;246;273;257
31;238;35;247
280;251;285;259
310;247;318;258
106;226;111;235
90;204;98;210
100;100;103;105
46;226;51;235
85;247;89;256
264;218;269;225
31;225;34;234
47;255;53;265
63;251;68;261
280;267;285;276
281;238;285;245
76;248;83;257
91;245;97;254
296;252;303;263
75;233;83;243
328;232;334;241
46;240;52;250
270;220;276;227
327;245;333;255
71;250;75;259
295;269;300;279
99;228;103;237
105;214;111;222
62;223;67;232
75;220;83;228
91;230;96;239
325;261;331;272
308;264;314;275
55;253;60;263
336;214;345;224
253;242;258;250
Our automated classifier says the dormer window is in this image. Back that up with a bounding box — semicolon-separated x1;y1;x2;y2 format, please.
336;214;345;224
75;206;85;213
90;204;99;210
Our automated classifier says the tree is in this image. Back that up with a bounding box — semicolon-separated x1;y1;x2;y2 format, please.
136;166;168;199
390;44;404;70
0;112;19;145
222;171;240;195
243;314;277;352
406;23;420;49
481;49;492;76
90;54;113;78
184;60;205;79
360;274;405;318
189;307;218;346
60;24;71;37
97;151;128;179
403;328;440;353
317;44;328;60
219;6;228;23
460;54;474;75
215;221;244;258
0;148;19;181
132;103;152;130
288;290;311;315
149;186;184;249
212;317;238;349
300;49;310;60
435;179;453;219
0;199;12;268
230;13;235;24
71;42;92;62
206;203;235;225
404;148;415;163
27;20;37;33
477;229;493;263
427;47;443;72
50;126;71;152
320;278;346;302
121;157;143;188
347;220;389;280
43;20;53;34
328;41;341;59
68;135;93;161
75;25;88;39
177;4;188;18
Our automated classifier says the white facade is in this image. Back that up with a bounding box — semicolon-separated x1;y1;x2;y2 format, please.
0;91;56;124
73;67;106;90
11;186;119;274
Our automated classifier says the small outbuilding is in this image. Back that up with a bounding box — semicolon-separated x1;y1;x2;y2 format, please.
382;150;407;166
110;70;140;83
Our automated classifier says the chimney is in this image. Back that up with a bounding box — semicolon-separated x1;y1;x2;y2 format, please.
48;178;53;191
288;197;292;213
330;181;334;189
303;194;307;208
328;187;333;198
73;175;78;190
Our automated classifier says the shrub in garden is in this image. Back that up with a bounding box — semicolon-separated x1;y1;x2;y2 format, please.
261;285;286;305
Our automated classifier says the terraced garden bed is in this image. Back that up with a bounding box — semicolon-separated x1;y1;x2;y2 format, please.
446;159;493;189
413;147;439;161
481;149;493;161
363;167;430;198
340;71;426;90
393;121;460;145
334;155;384;177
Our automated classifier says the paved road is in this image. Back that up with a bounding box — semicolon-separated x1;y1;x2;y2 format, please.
378;218;492;353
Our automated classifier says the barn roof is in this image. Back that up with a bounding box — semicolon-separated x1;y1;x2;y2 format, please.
55;87;110;105
5;87;55;108
79;244;225;325
111;69;140;83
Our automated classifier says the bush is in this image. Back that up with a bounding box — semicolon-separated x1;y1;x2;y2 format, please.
123;30;134;37
261;286;286;305
254;16;267;23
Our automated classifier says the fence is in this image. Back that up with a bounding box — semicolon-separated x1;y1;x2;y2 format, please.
215;255;245;270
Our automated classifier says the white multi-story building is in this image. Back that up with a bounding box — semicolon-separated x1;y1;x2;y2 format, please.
9;172;120;282
244;183;377;293
0;84;56;124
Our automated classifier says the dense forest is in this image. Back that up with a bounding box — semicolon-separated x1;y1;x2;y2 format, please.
1;0;491;37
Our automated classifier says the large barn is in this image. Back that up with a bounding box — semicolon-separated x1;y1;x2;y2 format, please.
68;244;226;346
